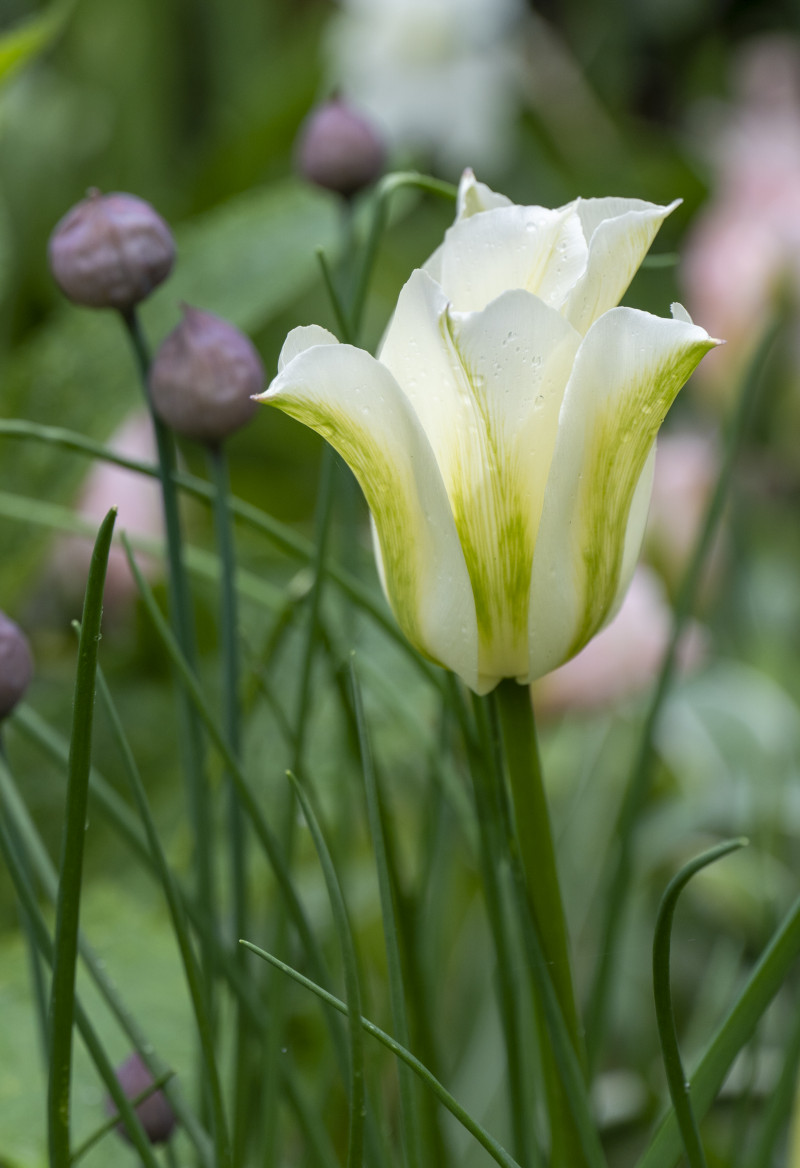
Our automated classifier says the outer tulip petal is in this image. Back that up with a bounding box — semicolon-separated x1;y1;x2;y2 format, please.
438;204;588;312
259;338;480;689
277;324;339;371
379;269;580;687
527;306;718;680
562;198;680;334
455;168;513;219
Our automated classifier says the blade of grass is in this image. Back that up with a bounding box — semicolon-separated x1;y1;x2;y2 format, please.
350;658;423;1168
48;506;116;1168
70;1071;175;1163
287;770;366;1168
652;839;747;1168
637;885;800;1168
240;940;521;1168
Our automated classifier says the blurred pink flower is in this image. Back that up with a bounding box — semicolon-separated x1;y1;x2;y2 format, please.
645;430;722;593
50;411;164;616
682;36;800;389
533;566;707;718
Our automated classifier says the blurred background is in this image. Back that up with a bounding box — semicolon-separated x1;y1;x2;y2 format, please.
5;0;800;1164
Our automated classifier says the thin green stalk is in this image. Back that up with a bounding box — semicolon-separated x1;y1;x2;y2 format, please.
652;840;746;1168
350;659;423;1168
288;771;366;1168
241;941;521;1168
95;666;232;1168
0;751;213;1164
120;308;216;980
207;442;251;1162
48;506;116;1168
586;318;783;1066
0;812;161;1168
349;172;457;339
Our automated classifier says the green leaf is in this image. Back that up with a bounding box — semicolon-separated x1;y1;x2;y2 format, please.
0;0;74;87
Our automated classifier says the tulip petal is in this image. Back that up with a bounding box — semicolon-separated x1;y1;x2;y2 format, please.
438;204;588;312
258;329;480;689
455;168;513;219
379;270;580;688
527;306;718;680
562;198;680;334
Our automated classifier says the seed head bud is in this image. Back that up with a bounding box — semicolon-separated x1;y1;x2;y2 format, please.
149;305;263;444
0;612;33;721
48;190;175;311
106;1053;176;1145
296;98;386;198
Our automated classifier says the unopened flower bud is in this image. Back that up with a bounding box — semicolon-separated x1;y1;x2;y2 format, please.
149;306;263;444
296;99;386;198
48;190;175;311
0;612;33;721
106;1053;176;1145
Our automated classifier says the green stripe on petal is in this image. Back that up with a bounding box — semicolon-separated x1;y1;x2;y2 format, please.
260;338;480;689
527;307;719;681
380;272;580;688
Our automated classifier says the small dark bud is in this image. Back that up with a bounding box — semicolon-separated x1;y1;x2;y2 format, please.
149;305;263;444
0;612;33;721
48;190;175;311
296;99;386;198
105;1053;176;1146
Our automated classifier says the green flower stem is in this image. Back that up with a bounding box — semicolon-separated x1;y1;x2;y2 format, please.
207;442;251;1161
467;692;540;1168
493;680;587;1168
120;309;216;985
585;317;783;1068
652;840;746;1168
47;507;116;1168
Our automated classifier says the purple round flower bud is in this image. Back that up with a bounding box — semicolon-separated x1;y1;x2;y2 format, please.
296;99;386;198
149;305;264;444
48;190;175;311
0;612;33;721
105;1053;176;1145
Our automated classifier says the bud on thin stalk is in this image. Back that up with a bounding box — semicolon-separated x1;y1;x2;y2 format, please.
296;98;386;200
48;190;175;311
149;305;264;445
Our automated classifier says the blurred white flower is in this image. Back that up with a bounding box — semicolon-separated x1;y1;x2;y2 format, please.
325;0;526;173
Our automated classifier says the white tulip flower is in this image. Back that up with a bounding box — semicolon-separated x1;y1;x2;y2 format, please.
257;172;719;695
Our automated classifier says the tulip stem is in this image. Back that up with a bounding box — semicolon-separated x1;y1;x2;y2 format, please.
493;680;587;1167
